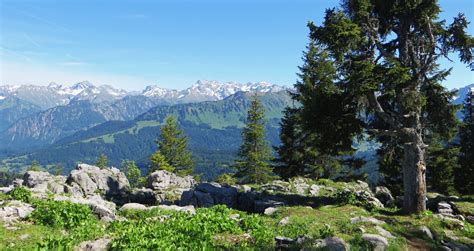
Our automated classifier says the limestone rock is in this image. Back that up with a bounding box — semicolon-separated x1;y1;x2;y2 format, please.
0;186;13;194
375;226;395;239
375;186;395;207
147;170;195;192
290;178;310;194
278;216;290;226
418;226;434;240
350;216;385;225
309;185;321;196
264;207;278;215
23;171;67;194
120;203;147;211
54;194;116;221
76;238;111;251
180;182;238;208
362;234;388;251
0;200;34;223
313;237;349;251
67;164;129;199
128;188;158;205
438;201;454;215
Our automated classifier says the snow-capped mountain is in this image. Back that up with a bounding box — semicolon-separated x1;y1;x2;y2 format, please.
0;81;128;109
142;80;286;103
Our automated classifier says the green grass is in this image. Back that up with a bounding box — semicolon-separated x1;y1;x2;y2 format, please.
0;223;63;250
454;201;474;216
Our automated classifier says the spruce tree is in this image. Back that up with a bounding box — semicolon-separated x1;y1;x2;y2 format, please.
297;1;472;213
121;160;142;188
235;93;274;184
274;107;306;179
149;151;174;173
457;88;474;194
96;154;108;169
275;106;340;179
426;134;459;195
155;115;194;175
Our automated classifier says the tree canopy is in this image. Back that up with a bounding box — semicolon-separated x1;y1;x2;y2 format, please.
294;0;473;213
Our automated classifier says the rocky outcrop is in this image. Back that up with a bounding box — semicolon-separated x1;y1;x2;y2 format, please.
146;170;195;202
375;186;395;207
23;171;68;194
180;183;238;208
362;234;388;251
313;237;349;251
76;238;111;251
67;164;129;200
180;183;287;213
0;200;34;223
147;170;195;191
128;188;158;205
54;194;117;221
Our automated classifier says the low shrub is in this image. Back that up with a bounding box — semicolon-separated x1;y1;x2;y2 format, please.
29;200;97;229
335;189;376;211
9;186;32;203
110;205;275;249
215;173;237;185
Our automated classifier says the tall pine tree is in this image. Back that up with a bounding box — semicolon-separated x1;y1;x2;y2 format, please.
457;88;474;194
235;93;274;184
154;115;194;175
274;106;341;180
297;1;472;213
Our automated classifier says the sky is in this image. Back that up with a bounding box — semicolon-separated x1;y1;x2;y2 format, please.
0;0;473;91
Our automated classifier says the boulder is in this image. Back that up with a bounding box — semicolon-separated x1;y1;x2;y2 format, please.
313;237;349;251
54;194;116;221
362;234;388;251
466;216;474;224
309;185;321;196
264;207;278;215
0;186;13;194
260;180;290;193
254;199;285;213
0;200;34;223
23;171;68;194
290;178;310;194
76;238;111;251
180;182;238;208
194;190;215;207
438;201;454;215
350;216;385;225
12;179;23;187
275;236;295;248
67;164;129;200
418;226;433;240
279;216;290;226
375;186;395;207
375;226;395;239
128;188;158;205
356;190;384;209
120;203;147;211
147;170;195;192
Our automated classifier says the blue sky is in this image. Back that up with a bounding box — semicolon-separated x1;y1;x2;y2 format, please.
0;0;472;90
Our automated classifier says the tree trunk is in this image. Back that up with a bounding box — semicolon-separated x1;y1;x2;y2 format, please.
402;129;427;214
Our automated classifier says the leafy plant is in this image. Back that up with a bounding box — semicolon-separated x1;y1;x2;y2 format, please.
9;187;32;203
29;200;97;229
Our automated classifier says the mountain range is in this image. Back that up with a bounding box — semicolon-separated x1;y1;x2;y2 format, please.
0;81;472;180
0;80;286;154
